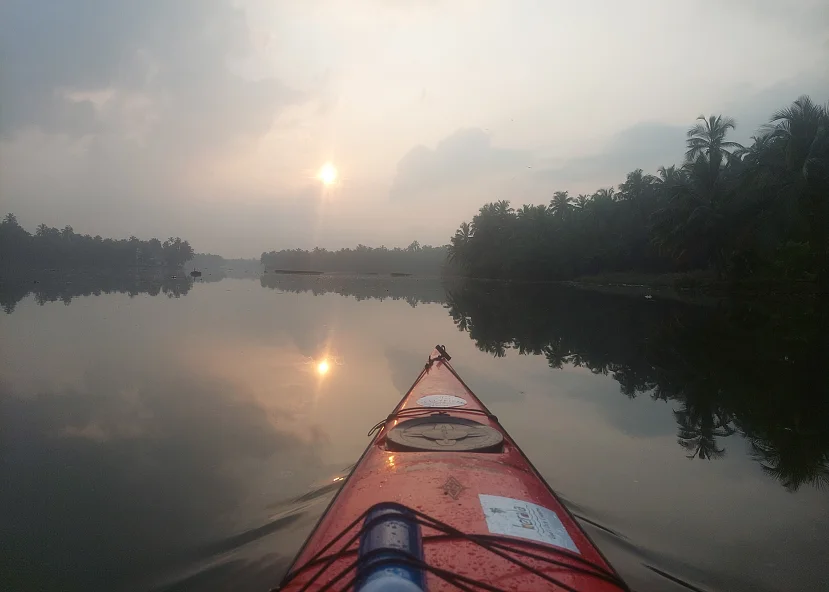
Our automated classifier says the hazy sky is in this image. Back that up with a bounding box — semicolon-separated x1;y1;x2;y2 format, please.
1;0;827;257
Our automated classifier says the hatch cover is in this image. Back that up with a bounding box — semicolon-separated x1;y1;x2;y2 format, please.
386;416;503;452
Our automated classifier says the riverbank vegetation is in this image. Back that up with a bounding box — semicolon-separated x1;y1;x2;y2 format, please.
447;96;829;290
0;214;194;272
260;242;448;275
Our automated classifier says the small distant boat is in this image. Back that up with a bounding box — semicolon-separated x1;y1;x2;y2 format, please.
277;346;629;591
190;270;202;278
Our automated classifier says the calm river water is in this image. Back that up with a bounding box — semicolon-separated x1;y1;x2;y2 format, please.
1;273;827;591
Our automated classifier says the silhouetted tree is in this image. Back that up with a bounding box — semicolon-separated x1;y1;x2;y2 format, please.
446;96;829;286
0;216;195;272
260;244;449;276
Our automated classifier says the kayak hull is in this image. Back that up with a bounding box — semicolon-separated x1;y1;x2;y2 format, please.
279;348;626;591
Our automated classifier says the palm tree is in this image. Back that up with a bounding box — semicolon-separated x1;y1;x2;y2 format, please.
618;168;655;201
36;223;49;237
763;96;829;287
592;187;616;203
765;95;827;175
574;194;590;210
685;114;743;162
492;200;513;217
549;191;573;219
655;165;685;186
652;114;745;272
447;222;472;265
516;204;536;220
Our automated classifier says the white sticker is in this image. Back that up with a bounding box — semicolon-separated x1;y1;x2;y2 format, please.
416;395;467;408
478;494;579;553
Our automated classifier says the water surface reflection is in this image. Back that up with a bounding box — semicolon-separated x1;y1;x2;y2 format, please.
1;275;827;592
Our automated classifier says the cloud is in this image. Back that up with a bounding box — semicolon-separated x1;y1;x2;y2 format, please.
2;0;828;255
389;128;528;200
0;0;318;256
537;70;829;191
708;0;829;41
537;123;687;188
0;0;300;140
721;71;829;143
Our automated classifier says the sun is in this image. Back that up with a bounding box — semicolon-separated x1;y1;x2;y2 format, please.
317;359;330;375
318;163;337;186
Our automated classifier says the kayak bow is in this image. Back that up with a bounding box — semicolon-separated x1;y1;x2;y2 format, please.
278;346;628;591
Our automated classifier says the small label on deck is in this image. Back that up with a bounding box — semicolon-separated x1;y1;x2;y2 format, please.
479;494;579;553
416;395;467;408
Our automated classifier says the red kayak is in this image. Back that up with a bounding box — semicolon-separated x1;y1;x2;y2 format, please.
278;346;629;591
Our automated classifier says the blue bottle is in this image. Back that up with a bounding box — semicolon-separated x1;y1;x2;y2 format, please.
355;503;426;592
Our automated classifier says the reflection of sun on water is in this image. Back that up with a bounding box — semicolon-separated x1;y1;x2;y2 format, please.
318;163;337;186
316;360;330;375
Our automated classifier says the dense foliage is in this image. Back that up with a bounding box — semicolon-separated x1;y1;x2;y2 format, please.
0;214;194;271
448;96;829;287
261;241;448;275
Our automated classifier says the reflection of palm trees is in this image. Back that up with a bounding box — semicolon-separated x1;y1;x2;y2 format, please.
747;428;829;492
542;338;569;369
674;401;735;460
262;274;448;308
610;363;656;399
447;306;470;333
0;271;194;311
483;342;508;358
444;278;829;492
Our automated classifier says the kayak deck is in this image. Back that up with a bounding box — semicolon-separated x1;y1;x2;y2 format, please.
279;347;627;591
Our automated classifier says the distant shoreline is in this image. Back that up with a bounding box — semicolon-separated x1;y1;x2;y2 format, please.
268;269;324;275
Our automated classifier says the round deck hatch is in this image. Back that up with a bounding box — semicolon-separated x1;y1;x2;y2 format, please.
386;416;503;452
416;394;467;408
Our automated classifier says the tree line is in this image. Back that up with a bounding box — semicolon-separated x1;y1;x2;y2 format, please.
447;96;829;289
0;214;194;272
260;242;449;275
